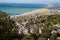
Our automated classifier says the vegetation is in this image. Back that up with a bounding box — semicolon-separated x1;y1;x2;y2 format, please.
0;11;19;40
21;35;34;40
0;10;60;40
50;33;58;38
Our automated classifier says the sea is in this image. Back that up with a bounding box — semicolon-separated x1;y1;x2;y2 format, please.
0;3;60;16
0;3;48;16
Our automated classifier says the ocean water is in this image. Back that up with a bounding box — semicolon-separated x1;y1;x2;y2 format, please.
0;3;60;16
0;7;40;16
0;3;48;16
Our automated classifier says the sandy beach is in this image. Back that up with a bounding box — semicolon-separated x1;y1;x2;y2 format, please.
20;8;49;16
11;8;50;18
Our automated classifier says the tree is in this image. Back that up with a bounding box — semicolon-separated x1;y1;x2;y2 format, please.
0;11;19;40
50;33;58;38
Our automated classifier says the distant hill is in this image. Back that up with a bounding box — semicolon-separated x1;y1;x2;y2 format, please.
47;4;60;10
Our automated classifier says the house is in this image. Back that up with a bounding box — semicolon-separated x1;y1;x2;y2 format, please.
19;26;29;35
51;30;57;34
30;25;38;34
39;28;42;34
55;24;60;34
57;29;60;34
48;38;57;40
41;29;51;34
30;27;35;33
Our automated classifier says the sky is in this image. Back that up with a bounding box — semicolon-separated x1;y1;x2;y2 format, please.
0;0;60;4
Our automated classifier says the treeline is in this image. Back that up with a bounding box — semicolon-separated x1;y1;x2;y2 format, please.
0;10;19;40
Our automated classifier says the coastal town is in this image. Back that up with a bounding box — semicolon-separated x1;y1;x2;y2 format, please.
0;0;60;40
11;8;60;40
0;8;60;40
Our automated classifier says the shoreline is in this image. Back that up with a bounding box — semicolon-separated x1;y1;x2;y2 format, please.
11;8;60;18
11;8;49;18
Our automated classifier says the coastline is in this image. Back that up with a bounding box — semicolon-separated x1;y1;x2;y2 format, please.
20;8;48;16
11;8;60;18
11;8;49;18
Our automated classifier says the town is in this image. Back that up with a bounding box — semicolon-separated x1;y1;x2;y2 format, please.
12;9;60;40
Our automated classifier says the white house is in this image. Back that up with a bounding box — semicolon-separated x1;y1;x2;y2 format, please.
39;28;42;34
